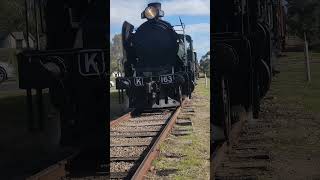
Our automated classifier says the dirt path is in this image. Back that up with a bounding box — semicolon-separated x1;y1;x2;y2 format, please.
259;94;320;180
215;94;320;179
215;52;320;180
263;52;320;179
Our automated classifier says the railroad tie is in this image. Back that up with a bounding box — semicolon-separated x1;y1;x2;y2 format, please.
176;119;192;126
172;113;193;136
181;108;195;113
110;156;140;161
122;122;166;127
110;142;150;147
110;132;159;138
215;175;259;180
110;172;130;179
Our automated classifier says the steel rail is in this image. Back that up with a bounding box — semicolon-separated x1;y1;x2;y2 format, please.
28;103;183;179
27;110;133;179
26;150;80;180
110;111;133;127
131;101;185;180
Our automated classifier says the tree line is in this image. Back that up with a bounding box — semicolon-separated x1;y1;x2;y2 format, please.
110;34;123;74
0;0;39;38
287;0;320;44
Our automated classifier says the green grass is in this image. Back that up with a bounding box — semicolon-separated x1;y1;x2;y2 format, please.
109;90;129;120
0;84;126;123
0;92;51;128
310;44;320;53
0;48;19;75
0;95;27;128
151;135;209;179
196;77;210;98
149;78;210;179
271;52;320;113
0;90;24;99
0;48;17;63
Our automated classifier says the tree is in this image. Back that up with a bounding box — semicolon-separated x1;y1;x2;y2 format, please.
199;51;210;76
287;0;320;43
0;0;27;34
0;0;39;46
110;34;123;74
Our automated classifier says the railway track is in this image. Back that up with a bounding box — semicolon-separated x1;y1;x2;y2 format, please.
110;99;194;179
26;150;80;180
26;99;193;180
213;105;273;180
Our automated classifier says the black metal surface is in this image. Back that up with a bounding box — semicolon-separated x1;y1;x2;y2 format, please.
211;0;287;144
18;0;110;177
117;3;197;110
36;88;44;130
134;20;178;68
26;88;34;131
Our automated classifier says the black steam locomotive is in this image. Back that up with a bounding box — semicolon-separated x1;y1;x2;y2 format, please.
16;0;108;173
116;2;198;109
212;0;287;141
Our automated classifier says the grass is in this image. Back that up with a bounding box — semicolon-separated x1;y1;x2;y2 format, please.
0;80;126;123
196;77;210;98
0;48;17;63
148;78;210;180
0;90;24;99
0;94;28;129
257;51;320;180
109;90;129;120
0;48;19;75
0;90;51;131
271;52;320;113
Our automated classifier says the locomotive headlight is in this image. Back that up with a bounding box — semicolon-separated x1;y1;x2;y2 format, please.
144;6;158;19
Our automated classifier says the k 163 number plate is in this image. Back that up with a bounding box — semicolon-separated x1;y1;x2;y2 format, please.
160;74;173;84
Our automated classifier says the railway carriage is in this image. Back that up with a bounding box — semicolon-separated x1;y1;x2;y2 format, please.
212;0;287;141
116;2;198;110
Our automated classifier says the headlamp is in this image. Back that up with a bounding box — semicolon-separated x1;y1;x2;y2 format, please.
141;3;164;20
144;6;158;20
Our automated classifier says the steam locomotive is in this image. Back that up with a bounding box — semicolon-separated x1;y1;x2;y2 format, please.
16;0;108;173
212;0;287;141
116;2;198;109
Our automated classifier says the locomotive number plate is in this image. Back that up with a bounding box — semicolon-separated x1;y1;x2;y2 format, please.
134;77;144;86
160;74;173;84
78;50;105;76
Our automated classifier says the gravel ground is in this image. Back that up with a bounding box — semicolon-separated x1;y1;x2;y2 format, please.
121;120;166;126
258;96;320;180
111;137;152;144
110;146;147;157
128;113;171;121
111;125;162;132
110;110;174;178
110;131;158;137
110;162;135;172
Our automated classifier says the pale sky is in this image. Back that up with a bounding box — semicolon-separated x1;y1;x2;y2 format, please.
110;0;210;59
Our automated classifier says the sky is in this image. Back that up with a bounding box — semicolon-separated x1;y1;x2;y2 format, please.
110;0;210;59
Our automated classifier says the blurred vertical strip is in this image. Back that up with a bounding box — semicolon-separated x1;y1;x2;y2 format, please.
24;0;29;48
